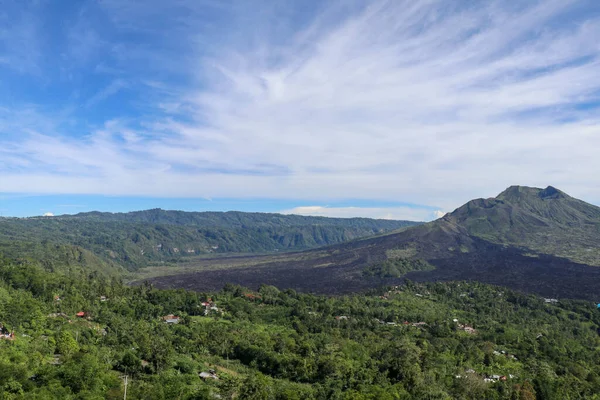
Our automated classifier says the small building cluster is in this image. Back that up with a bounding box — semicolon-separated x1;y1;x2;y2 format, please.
456;369;516;383
493;350;518;360
483;375;508;383
544;298;559;304
374;319;427;328
379;286;403;299
201;299;220;315
454;319;477;334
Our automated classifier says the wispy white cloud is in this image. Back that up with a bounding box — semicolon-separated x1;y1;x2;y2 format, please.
1;0;600;213
84;79;127;108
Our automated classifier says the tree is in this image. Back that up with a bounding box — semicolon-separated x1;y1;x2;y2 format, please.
238;373;272;400
56;330;79;358
517;381;536;400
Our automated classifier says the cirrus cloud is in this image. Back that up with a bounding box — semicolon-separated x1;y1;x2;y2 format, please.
0;0;599;214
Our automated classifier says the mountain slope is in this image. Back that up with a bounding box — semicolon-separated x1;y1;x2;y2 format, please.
444;185;600;265
0;211;418;270
144;186;600;300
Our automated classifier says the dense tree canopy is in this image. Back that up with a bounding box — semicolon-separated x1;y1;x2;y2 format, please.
1;255;600;399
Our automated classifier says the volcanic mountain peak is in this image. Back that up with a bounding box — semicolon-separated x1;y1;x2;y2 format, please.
496;185;568;202
439;185;600;266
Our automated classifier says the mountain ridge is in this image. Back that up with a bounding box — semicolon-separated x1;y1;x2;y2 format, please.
66;208;417;228
0;210;419;271
142;185;600;300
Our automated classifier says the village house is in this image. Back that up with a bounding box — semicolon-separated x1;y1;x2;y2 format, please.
162;314;180;324
50;355;62;365
76;311;87;318
463;326;477;334
0;324;15;340
244;293;261;301
48;313;69;319
199;370;219;380
335;316;349;320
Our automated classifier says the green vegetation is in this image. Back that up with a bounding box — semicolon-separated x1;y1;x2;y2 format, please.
0;210;418;270
1;254;600;399
363;258;434;278
2;186;600;398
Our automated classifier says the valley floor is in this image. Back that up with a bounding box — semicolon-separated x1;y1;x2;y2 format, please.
137;238;600;302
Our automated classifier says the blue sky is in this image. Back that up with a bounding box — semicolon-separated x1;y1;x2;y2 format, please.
1;0;600;220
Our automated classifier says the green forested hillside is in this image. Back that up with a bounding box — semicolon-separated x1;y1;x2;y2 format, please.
0;211;417;270
1;255;599;399
70;209;414;230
